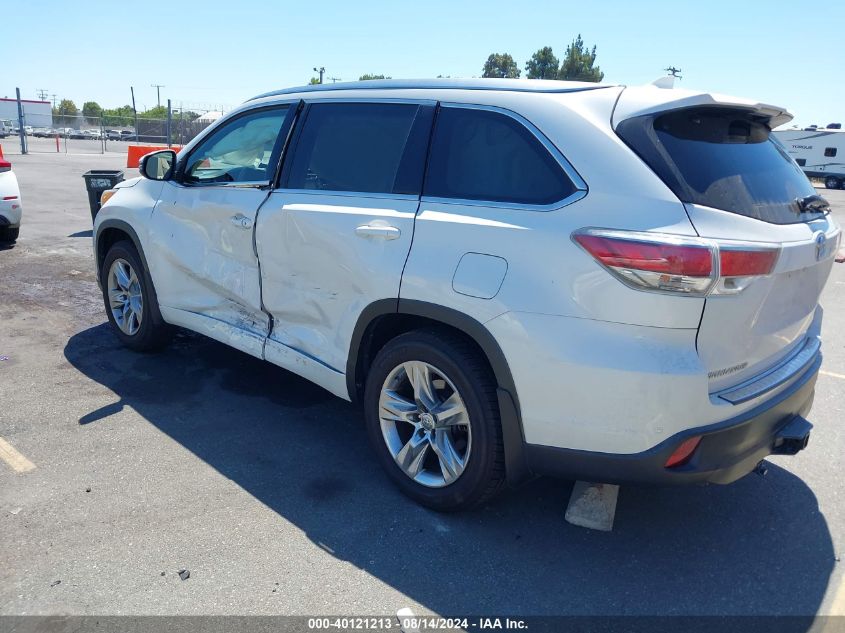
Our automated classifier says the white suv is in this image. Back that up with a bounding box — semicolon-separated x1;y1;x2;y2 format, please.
93;79;840;510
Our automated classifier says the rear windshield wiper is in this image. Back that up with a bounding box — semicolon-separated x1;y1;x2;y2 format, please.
796;194;830;214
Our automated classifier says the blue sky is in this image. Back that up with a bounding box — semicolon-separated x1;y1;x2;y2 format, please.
7;0;844;127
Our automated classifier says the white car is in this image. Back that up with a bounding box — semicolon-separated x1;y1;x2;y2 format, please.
0;156;22;242
93;79;840;510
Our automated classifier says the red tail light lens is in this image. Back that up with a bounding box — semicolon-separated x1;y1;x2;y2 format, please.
573;229;716;295
573;234;712;277
0;159;11;173
664;436;702;468
719;249;778;277
573;228;782;296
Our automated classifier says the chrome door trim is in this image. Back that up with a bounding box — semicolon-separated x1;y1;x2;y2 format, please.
273;188;420;202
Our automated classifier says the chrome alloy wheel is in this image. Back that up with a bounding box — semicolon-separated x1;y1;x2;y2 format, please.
378;361;472;488
107;258;143;336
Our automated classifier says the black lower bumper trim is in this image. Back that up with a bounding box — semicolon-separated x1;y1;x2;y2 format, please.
525;354;820;486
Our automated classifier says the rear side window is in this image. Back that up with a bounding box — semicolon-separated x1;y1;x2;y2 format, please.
424;107;576;206
617;107;823;224
285;102;429;195
825;147;837;157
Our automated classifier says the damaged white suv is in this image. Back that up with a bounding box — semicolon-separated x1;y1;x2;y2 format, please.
93;79;840;510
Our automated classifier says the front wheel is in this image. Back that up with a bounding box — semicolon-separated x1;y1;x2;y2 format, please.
101;240;171;351
824;176;842;189
364;329;505;511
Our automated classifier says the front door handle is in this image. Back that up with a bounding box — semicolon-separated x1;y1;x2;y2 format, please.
231;214;253;229
355;224;401;240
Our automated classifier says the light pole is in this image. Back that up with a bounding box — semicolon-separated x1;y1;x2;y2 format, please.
151;84;165;108
313;67;325;84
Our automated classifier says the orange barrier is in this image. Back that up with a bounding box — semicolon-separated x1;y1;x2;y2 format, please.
0;144;4;159
127;145;181;169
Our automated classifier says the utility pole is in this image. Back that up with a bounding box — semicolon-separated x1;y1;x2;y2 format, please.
313;67;325;84
50;94;58;109
36;88;48;100
329;77;342;83
151;84;165;108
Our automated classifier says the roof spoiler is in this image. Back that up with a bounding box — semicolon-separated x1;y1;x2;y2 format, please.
613;85;793;128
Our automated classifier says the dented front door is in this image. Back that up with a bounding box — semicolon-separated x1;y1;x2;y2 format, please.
147;183;271;345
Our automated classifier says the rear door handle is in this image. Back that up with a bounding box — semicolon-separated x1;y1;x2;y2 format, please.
231;214;253;229
355;224;401;240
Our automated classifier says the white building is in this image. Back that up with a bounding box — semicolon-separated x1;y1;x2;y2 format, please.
0;97;53;128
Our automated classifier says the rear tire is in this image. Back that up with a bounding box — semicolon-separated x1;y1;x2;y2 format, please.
100;240;171;352
364;328;506;511
824;176;841;189
0;227;19;243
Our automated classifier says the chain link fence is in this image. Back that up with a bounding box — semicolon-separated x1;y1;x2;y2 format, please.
2;109;220;155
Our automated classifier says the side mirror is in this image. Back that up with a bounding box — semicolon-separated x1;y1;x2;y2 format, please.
139;150;176;181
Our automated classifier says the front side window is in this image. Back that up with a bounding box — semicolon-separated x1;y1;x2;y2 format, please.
184;106;288;184
423;107;576;206
285;102;427;195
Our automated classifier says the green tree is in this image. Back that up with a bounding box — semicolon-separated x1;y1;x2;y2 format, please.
53;99;79;126
309;76;321;85
525;46;559;79
57;99;78;116
82;101;102;121
482;53;520;78
140;105;169;120
359;74;391;81
558;34;604;82
100;105;137;127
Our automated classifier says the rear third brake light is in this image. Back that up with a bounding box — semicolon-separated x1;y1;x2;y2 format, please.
573;228;780;297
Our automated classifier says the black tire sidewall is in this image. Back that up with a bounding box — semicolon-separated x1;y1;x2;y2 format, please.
100;241;167;351
364;332;501;511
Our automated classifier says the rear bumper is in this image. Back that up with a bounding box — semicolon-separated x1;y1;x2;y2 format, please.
1;203;22;227
524;352;820;486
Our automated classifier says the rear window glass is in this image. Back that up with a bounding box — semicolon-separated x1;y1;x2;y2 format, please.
285;102;425;195
617;107;825;224
424;107;576;206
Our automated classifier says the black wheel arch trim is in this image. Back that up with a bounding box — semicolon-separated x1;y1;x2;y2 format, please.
347;298;531;484
94;219;162;312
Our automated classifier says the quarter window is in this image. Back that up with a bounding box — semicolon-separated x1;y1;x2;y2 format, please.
184;107;288;184
285;103;427;195
824;147;837;157
423;107;576;206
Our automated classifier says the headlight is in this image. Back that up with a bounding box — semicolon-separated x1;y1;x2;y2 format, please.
99;189;117;206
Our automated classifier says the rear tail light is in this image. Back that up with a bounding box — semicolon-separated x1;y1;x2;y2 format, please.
0;159;11;173
664;435;702;468
572;228;780;296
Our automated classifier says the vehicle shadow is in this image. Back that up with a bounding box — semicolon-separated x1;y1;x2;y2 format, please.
64;324;835;620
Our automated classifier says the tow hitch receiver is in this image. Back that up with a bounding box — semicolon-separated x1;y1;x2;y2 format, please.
771;416;812;455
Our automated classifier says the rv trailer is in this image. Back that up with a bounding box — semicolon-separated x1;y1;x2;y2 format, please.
774;125;844;189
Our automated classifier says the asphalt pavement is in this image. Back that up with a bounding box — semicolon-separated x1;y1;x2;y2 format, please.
1;149;844;621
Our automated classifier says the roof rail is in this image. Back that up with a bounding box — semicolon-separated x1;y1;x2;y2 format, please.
249;78;615;101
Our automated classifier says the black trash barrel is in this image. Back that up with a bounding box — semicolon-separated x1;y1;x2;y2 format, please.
82;170;124;222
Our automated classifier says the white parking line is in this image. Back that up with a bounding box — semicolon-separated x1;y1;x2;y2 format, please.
0;436;36;473
820;370;845;380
